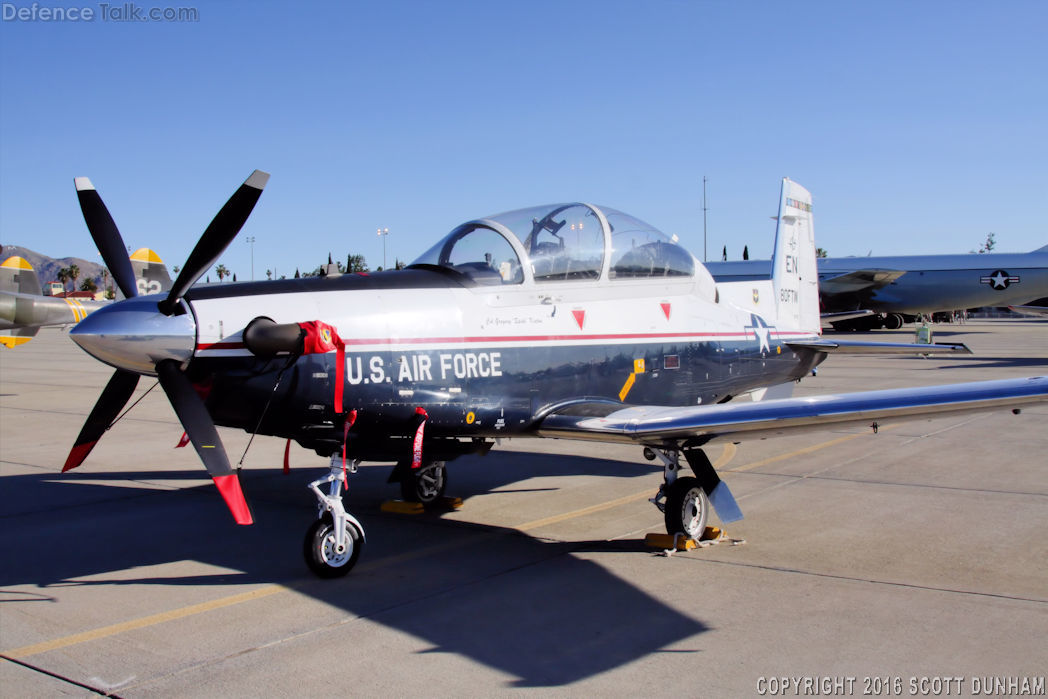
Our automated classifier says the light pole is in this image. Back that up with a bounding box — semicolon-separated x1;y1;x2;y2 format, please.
245;236;256;280
377;227;389;270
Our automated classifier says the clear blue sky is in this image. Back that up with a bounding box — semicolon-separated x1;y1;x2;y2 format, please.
1;0;1045;280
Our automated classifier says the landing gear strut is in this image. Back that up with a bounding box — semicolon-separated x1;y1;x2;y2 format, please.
304;457;365;577
647;447;710;539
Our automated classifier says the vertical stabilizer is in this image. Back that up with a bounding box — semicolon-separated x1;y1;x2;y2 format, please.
1;256;42;295
770;179;820;333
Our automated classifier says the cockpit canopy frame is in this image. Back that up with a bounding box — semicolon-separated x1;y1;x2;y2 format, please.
411;202;716;299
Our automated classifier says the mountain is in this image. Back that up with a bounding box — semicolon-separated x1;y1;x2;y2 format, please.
0;244;110;295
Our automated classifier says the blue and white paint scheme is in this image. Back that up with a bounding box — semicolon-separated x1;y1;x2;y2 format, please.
62;173;1048;577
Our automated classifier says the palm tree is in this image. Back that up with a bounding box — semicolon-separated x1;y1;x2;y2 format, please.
56;267;70;294
68;263;80;291
215;264;229;282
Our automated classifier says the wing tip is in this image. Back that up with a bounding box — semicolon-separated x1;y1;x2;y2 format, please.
74;176;95;192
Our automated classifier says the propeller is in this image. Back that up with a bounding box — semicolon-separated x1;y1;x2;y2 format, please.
74;177;139;300
158;170;269;315
156;360;252;524
65;170;269;525
63;369;140;472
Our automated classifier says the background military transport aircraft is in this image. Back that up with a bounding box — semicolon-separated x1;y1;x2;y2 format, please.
61;172;1048;577
705;245;1048;330
0;248;172;347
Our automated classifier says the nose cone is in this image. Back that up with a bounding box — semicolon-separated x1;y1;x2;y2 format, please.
70;296;196;375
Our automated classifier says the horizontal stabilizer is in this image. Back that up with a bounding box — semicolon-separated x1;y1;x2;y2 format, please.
787;339;971;355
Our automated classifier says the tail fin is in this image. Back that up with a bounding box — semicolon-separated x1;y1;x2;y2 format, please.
130;248;173;295
771;178;820;334
1;256;42;295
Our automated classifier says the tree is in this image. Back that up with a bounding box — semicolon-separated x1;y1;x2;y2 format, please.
266;269;273;280
816;247;829;258
346;254;368;273
215;264;229;282
56;267;70;293
977;232;996;254
173;265;181;274
68;264;80;291
80;277;98;293
232;273;237;282
394;258;406;271
721;245;727;262
294;268;300;279
742;245;749;260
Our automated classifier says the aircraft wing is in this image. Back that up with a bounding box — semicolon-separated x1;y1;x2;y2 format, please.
820;310;874;323
787;339;972;355
536;376;1048;446
819;268;906;295
1009;305;1048;318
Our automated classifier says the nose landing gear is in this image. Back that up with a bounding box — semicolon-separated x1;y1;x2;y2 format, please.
304;457;366;578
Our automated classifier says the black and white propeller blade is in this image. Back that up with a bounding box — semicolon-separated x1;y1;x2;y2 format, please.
74;177;139;300
159;170;269;315
156;360;253;524
63;369;140;472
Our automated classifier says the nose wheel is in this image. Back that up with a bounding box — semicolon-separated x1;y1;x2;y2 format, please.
304;514;363;578
305;456;366;578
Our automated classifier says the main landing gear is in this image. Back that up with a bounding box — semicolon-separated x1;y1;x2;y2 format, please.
304;457;366;578
646;447;710;540
398;460;448;506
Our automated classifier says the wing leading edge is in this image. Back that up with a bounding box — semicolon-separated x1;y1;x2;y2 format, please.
536;376;1048;446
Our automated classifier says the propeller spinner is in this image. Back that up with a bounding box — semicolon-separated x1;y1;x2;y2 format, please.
64;170;269;525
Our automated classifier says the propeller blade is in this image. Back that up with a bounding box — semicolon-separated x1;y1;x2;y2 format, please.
75;177;139;300
159;170;269;315
155;359;253;524
63;369;140;472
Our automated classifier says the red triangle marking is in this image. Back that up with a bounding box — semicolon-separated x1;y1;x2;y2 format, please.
572;309;585;330
660;302;671;320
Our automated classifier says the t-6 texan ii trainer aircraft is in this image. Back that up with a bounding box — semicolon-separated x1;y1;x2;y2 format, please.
62;173;1048;577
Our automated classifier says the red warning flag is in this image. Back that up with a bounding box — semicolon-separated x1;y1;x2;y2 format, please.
298;321;345;413
338;409;358;486
411;406;428;469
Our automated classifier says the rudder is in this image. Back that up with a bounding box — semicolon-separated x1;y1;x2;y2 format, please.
771;178;820;334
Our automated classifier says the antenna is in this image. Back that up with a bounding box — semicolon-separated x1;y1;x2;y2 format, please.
702;176;708;263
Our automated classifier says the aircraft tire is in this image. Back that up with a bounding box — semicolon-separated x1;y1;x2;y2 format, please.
884;313;904;330
303;514;363;578
400;461;447;505
663;476;710;540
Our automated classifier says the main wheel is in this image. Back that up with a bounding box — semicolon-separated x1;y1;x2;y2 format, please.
663;476;710;540
884;313;904;330
400;460;447;505
303;514;363;578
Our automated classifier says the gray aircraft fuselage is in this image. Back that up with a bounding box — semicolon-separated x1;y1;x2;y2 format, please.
705;247;1048;315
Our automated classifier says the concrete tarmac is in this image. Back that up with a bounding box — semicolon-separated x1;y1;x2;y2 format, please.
1;320;1046;696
